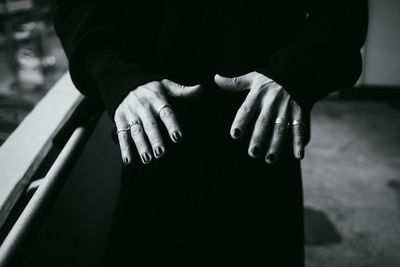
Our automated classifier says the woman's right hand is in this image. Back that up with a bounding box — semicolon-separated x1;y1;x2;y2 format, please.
114;79;202;165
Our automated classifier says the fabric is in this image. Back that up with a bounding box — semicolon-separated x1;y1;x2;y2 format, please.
104;88;304;266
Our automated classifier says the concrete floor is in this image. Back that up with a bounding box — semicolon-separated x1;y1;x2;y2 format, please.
303;100;400;267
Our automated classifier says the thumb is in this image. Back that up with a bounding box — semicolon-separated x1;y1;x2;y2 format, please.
214;73;252;92
161;79;203;98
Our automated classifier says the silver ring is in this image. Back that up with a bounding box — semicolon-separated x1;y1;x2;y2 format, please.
128;120;142;128
275;118;288;124
116;127;130;134
291;120;305;127
157;104;172;117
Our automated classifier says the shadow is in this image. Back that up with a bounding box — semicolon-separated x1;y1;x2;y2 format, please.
304;207;342;246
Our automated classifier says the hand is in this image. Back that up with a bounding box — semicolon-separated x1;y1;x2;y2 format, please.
214;72;306;164
114;79;202;165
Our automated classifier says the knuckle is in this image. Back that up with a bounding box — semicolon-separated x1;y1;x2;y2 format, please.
294;125;304;136
114;104;128;121
160;107;174;119
143;120;158;131
149;136;162;146
130;90;146;102
140;81;160;90
275;124;287;135
114;111;124;122
251;136;263;145
132;87;163;102
119;132;130;142
239;105;253;115
148;90;163;101
120;143;130;152
253;85;264;94
235;117;246;127
115;104;123;115
271;84;284;95
135;143;147;153
295;140;303;147
257;115;270;126
292;99;301;110
130;88;142;97
130;125;143;136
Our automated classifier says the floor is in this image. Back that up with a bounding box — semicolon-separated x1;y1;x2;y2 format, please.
303;100;400;267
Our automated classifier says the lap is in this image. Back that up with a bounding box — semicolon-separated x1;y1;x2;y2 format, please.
105;121;304;266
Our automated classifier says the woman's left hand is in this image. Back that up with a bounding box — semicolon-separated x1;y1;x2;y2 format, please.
214;72;306;164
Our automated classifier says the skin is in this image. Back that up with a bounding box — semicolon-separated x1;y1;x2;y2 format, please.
114;79;202;165
214;72;305;164
114;71;305;165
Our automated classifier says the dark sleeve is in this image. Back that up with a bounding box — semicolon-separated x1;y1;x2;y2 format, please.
54;0;162;119
257;0;368;112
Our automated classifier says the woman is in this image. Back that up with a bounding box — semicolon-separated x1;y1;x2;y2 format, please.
54;1;367;266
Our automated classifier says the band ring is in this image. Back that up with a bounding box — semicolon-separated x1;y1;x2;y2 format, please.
116;127;130;134
291;120;305;127
129;120;142;128
275;117;289;125
157;104;172;117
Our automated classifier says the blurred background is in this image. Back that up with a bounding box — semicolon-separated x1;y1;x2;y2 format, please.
0;0;67;146
0;0;399;266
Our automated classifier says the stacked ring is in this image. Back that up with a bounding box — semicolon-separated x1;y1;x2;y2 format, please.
129;120;142;128
116;127;130;134
116;121;142;134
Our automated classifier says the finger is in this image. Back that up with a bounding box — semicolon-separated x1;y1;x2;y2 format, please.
146;91;183;143
214;73;256;92
265;95;290;165
157;104;182;143
290;99;305;159
136;107;165;160
124;110;153;165
161;79;202;98
114;109;133;165
248;97;276;158
230;91;259;139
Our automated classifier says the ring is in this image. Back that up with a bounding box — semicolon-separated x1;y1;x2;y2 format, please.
128;120;142;128
275;117;288;125
116;127;130;134
157;104;172;117
291;120;305;127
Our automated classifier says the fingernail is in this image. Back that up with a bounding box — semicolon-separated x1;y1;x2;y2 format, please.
267;154;276;163
142;153;151;163
252;147;259;157
155;146;164;157
172;131;182;142
233;128;241;138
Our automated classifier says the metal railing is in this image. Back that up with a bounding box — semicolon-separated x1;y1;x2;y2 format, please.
0;127;91;266
0;72;101;265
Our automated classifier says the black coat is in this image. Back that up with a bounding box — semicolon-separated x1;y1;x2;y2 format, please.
54;0;367;119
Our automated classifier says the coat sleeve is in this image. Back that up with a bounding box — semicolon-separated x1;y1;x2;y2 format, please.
257;0;368;112
54;0;162;119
